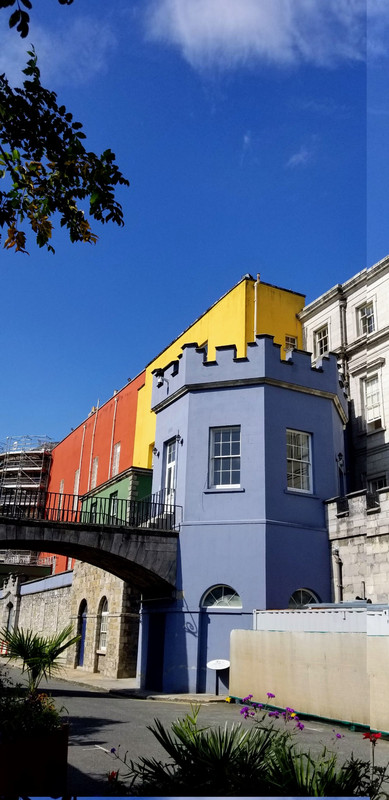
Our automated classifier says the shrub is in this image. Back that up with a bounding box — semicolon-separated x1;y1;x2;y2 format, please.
106;703;388;797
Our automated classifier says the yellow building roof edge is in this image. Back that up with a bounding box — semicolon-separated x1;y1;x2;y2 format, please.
259;280;305;298
144;274;253;368
145;274;305;369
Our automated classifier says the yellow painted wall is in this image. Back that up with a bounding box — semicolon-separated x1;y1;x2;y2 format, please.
257;282;304;351
133;277;305;469
133;278;250;468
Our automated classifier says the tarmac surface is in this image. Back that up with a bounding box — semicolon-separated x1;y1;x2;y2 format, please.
1;657;389;794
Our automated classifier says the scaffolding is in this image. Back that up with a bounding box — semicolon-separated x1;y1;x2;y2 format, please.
0;434;55;516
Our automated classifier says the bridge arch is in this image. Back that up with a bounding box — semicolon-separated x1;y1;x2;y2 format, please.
0;517;178;596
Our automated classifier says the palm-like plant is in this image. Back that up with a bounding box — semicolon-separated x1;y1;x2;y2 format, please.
0;623;80;693
108;705;389;797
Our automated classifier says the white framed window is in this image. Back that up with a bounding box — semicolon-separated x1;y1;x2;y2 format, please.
314;325;329;358
91;456;99;489
369;475;387;493
364;374;382;430
57;479;64;519
358;302;375;335
164;439;177;504
201;585;242;608
108;491;118;524
111;442;121;477
98;597;108;651
285;335;297;352
73;468;80;510
288;588;320;608
209;427;241;488
286;429;312;493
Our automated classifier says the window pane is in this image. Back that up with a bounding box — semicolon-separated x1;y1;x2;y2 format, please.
360;303;375;335
286;430;311;492
202;584;242;608
209;427;241;487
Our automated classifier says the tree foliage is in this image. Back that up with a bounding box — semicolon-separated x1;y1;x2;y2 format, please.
0;0;129;253
1;0;74;39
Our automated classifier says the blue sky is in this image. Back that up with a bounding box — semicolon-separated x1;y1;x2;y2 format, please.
0;0;387;444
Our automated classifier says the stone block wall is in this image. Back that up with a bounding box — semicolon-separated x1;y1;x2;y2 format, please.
327;488;389;602
18;584;72;637
68;561;140;678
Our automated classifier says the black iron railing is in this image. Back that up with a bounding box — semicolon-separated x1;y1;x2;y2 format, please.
0;490;180;531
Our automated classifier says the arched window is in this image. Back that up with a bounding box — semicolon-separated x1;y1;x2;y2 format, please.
77;599;88;667
201;585;242;609
6;602;14;631
98;597;108;651
288;588;320;608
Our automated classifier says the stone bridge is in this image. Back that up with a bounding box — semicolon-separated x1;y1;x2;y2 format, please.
0;516;178;597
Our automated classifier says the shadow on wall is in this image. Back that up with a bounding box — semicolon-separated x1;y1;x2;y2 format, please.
348;399;387;491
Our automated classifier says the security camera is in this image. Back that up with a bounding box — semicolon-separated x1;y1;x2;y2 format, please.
156;374;164;388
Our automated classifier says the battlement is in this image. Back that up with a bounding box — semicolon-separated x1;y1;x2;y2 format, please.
151;335;348;418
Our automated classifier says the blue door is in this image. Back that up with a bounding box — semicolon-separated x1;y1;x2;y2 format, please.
77;601;88;667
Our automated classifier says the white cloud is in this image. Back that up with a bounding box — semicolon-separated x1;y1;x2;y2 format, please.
286;145;312;168
0;16;117;87
367;0;389;58
143;0;368;71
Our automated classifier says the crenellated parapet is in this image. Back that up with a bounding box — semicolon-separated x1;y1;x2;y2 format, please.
151;335;348;421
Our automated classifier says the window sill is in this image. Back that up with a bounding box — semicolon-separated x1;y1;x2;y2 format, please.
202;606;243;612
367;427;386;436
204;487;245;494
96;649;106;656
284;489;318;498
357;427;386;437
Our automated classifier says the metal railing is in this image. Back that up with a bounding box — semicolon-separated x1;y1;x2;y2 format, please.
0;490;180;531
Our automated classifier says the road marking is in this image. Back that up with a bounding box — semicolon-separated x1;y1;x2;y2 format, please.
304;726;324;731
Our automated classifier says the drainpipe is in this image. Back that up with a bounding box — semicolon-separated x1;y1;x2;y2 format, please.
339;295;349;392
87;400;99;491
78;423;86;488
254;273;260;339
108;395;119;479
332;548;344;602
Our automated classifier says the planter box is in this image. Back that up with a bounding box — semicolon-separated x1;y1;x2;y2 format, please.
0;723;68;795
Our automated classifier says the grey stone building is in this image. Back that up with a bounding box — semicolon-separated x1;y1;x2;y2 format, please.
299;255;389;492
300;256;389;602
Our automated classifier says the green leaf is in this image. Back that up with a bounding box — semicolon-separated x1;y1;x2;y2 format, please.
8;8;20;27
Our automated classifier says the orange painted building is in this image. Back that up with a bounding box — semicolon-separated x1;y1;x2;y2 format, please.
41;371;145;573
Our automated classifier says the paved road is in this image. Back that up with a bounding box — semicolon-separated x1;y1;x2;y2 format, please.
3;667;388;795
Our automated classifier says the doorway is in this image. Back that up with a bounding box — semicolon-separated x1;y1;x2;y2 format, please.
77;599;88;667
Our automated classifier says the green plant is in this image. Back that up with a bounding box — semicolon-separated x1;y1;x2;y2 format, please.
106;703;389;797
0;686;65;742
0;623;80;693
